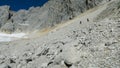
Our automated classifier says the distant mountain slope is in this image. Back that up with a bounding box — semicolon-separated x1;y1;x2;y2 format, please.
0;0;104;33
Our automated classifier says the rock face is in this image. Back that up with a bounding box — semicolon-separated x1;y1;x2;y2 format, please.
0;6;10;28
0;0;104;33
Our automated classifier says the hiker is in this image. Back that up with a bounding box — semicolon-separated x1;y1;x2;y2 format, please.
80;21;82;24
87;18;89;22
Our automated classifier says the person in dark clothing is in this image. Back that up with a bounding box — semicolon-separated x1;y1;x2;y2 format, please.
87;18;89;22
80;21;82;24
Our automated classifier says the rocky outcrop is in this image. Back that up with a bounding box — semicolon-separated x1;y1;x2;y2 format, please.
0;0;104;33
0;6;11;27
1;20;14;33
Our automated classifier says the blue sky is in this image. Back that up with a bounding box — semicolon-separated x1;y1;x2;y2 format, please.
0;0;48;11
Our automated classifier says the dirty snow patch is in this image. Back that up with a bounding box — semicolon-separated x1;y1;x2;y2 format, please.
0;33;27;42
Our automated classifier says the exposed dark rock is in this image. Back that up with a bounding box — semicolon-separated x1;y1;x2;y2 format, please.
25;58;33;63
64;60;73;68
9;59;15;63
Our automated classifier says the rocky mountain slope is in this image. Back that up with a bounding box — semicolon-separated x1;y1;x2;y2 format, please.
0;0;120;68
0;0;103;33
